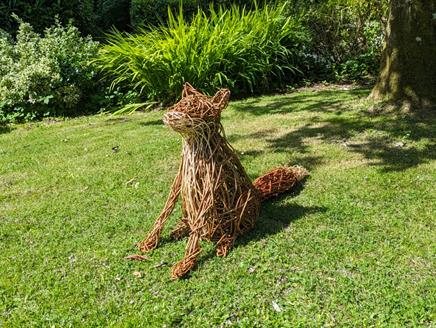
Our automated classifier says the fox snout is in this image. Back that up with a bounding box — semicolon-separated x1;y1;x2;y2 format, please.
163;111;182;126
163;111;197;133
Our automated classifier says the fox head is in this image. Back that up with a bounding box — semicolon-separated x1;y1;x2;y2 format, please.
163;83;230;136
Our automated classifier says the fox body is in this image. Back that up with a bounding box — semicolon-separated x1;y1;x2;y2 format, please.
138;83;307;278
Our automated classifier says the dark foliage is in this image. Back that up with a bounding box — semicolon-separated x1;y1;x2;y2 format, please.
0;0;131;36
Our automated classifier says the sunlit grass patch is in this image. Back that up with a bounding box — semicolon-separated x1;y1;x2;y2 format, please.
1;86;435;326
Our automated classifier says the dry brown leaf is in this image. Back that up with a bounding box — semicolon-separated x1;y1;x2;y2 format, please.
132;271;142;278
125;254;149;261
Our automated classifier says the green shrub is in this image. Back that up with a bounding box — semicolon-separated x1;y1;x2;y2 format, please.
0;17;99;122
96;3;310;105
291;0;388;82
334;19;385;81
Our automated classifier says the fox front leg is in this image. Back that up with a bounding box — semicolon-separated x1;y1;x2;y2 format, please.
138;163;183;252
215;234;236;257
171;232;201;279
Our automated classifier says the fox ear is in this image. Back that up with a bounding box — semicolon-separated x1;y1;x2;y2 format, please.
211;89;230;112
182;83;198;98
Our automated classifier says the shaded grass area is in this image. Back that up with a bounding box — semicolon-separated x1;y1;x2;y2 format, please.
0;87;435;326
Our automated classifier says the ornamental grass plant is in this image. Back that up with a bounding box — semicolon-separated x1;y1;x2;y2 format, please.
96;3;309;105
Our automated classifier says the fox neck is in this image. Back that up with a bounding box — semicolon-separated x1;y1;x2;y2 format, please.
182;123;224;158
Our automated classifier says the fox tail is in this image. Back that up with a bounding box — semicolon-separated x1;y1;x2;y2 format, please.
253;166;309;201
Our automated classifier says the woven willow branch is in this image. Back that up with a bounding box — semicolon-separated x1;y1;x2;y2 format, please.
138;83;308;279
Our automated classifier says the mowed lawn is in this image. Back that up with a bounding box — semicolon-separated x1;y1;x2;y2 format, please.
1;86;435;327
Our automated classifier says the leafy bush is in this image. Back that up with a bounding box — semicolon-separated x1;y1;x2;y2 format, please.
0;17;99;122
96;3;310;105
334;19;385;81
290;0;388;82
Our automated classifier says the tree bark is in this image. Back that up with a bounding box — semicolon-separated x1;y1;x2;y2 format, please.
371;0;436;110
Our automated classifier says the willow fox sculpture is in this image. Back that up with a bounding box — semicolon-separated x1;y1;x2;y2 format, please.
138;83;308;279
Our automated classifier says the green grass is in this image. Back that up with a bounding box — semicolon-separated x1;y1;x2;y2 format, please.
1;86;435;326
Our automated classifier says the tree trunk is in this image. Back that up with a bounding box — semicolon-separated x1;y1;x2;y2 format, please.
371;0;436;110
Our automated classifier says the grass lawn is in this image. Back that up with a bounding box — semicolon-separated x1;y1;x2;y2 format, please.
1;86;435;326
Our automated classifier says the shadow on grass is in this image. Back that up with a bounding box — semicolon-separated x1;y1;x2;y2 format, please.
102;117;132;126
267;113;436;172
236;182;325;249
242;203;324;242
228;128;278;143
232;88;369;116
234;88;436;172
0;124;13;135
139;119;164;127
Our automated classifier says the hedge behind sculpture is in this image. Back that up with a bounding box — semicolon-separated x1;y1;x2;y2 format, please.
138;83;308;279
